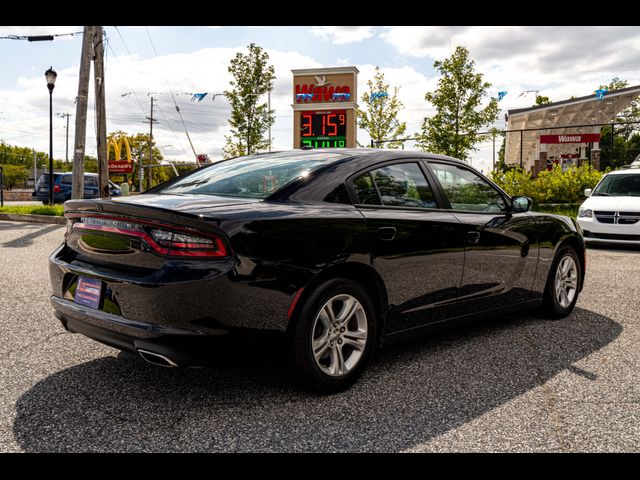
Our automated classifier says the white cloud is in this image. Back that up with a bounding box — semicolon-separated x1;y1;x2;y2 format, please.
312;26;375;44
0;46;322;162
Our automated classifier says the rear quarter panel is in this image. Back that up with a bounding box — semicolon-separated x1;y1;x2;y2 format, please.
179;201;372;332
530;212;585;293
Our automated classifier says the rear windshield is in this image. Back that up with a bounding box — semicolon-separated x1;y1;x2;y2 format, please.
36;174;61;187
593;174;640;196
159;151;346;199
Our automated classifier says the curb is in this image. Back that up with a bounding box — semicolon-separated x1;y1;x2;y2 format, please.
0;213;66;225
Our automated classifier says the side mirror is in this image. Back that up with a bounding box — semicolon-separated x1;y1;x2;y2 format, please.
584;188;592;197
511;195;532;213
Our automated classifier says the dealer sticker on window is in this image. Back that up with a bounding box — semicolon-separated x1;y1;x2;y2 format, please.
74;276;102;310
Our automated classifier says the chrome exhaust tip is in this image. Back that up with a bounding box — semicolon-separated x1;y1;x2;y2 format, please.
137;349;179;368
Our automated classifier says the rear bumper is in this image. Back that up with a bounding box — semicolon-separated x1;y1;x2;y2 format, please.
52;296;227;366
49;243;294;335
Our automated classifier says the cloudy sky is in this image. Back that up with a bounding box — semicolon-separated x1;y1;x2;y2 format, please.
1;26;639;172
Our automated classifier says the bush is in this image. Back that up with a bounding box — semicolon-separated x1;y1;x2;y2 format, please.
491;165;604;205
0;205;64;216
0;164;29;189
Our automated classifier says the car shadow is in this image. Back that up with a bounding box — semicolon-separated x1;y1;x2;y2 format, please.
0;223;62;248
12;307;621;452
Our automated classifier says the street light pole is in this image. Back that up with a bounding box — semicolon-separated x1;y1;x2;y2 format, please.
45;67;57;205
268;89;272;152
58;113;71;163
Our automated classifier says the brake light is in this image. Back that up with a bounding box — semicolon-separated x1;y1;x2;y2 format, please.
53;185;61;193
150;229;226;257
70;215;228;258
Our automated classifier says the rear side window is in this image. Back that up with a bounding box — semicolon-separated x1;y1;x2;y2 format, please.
61;175;72;185
85;176;98;186
353;173;381;205
324;184;352;204
353;162;436;208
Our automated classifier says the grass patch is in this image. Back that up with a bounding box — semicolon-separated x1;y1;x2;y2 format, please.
533;203;580;218
0;205;64;216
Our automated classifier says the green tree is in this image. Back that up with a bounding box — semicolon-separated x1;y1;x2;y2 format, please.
599;78;640;168
534;95;551;106
0;164;29;189
416;46;499;161
223;43;275;158
357;66;407;148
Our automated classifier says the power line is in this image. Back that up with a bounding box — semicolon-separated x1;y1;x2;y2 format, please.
144;26;198;159
110;26;190;159
111;27;147;118
0;30;83;41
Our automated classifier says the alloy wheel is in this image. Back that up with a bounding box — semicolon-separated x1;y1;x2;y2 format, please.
310;294;368;377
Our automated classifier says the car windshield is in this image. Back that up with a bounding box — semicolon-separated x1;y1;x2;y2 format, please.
159;151;346;199
592;174;640;196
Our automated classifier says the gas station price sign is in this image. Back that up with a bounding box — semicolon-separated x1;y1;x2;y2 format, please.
300;110;346;148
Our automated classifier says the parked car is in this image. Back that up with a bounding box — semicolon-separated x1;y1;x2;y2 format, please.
33;172;122;204
577;167;640;245
49;150;585;392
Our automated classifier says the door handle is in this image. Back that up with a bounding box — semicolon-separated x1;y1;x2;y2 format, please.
377;226;396;241
467;231;481;244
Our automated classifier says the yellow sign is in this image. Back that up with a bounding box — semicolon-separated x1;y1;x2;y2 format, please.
107;136;132;163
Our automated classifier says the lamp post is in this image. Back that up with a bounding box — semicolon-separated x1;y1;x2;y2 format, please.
45;67;57;205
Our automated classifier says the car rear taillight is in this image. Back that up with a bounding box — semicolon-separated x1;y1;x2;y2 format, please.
53;185;61;193
150;229;226;257
70;215;228;258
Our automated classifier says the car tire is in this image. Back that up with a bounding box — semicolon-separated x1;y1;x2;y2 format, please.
42;200;50;205
542;245;581;319
288;278;377;393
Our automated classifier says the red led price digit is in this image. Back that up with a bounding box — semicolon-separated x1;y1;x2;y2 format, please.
327;114;337;136
301;114;312;137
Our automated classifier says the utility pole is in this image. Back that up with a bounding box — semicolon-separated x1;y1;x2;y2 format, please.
93;26;108;198
58;113;71;163
142;97;158;192
33;149;37;188
72;26;94;200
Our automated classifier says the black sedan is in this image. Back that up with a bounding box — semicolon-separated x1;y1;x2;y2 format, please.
49;149;585;392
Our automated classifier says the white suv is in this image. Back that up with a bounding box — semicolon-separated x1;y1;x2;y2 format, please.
577;167;640;245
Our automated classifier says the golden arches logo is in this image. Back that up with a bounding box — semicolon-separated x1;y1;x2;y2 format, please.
107;136;132;163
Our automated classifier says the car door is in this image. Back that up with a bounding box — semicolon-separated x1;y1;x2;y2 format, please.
426;161;539;308
349;160;465;334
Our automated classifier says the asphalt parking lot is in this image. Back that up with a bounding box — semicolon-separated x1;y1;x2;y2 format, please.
0;220;639;452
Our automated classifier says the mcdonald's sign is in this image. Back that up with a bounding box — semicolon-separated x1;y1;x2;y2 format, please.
108;136;134;174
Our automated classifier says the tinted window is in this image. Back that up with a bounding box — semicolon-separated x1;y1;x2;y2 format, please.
61;175;73;185
429;162;506;212
353;173;381;205
370;163;436;208
85;176;98;186
324;184;351;204
160;151;346;199
36;174;61;187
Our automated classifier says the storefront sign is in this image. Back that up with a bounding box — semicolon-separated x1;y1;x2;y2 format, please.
108;161;133;173
108;136;133;174
540;134;600;144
